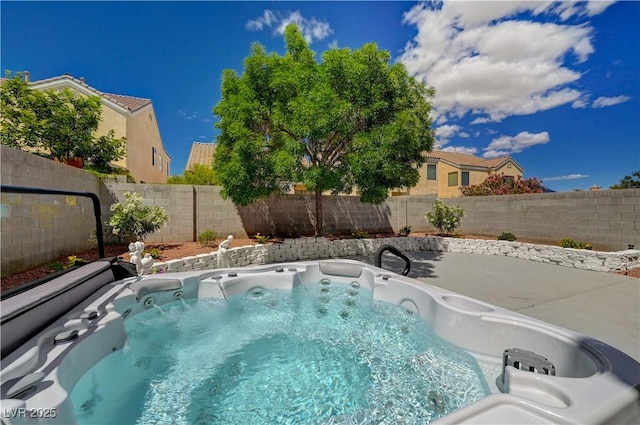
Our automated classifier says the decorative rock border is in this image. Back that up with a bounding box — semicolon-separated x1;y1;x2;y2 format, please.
152;236;640;275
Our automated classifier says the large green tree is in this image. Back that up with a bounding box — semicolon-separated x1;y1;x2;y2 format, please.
213;24;435;235
0;72;126;173
610;170;640;189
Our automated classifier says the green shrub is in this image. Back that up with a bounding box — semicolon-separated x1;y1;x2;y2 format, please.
198;229;219;247
352;229;369;239
47;255;87;272
497;232;517;241
254;233;270;244
144;247;163;259
399;226;412;237
425;200;465;235
48;261;64;272
108;191;169;242
559;237;592;250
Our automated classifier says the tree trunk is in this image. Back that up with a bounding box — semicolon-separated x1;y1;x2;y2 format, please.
314;189;323;237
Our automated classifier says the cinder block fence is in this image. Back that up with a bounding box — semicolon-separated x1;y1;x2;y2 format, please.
2;145;639;275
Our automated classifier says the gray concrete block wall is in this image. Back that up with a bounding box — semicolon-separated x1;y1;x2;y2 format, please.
1;146;101;275
195;186;248;239
385;195;437;232
424;190;640;251
235;193;394;237
3;144;638;276
102;181;195;243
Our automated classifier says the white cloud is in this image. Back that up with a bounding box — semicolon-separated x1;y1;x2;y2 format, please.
441;146;478;155
247;10;333;44
435;124;470;145
483;131;550;158
179;109;200;120
542;174;590;181
328;39;338;49
571;97;589;108
585;1;616;16
471;117;491;124
592;95;631;108
399;1;610;123
246;10;277;31
435;124;461;139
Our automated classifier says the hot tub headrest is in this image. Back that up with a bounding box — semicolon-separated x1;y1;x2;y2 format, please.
319;262;363;278
130;278;183;300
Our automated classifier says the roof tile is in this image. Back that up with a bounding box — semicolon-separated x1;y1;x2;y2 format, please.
29;74;151;112
186;142;216;171
426;150;515;169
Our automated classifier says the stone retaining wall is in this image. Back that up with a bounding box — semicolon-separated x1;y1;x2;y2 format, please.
152;236;640;274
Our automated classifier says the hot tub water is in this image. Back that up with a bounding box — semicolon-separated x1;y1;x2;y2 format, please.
70;281;491;424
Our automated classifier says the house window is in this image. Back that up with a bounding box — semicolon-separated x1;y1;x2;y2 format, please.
448;172;458;186
427;164;436;180
507;162;512;168
152;147;156;166
159;154;163;171
461;171;470;186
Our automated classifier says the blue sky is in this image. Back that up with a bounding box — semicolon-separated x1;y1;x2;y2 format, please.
2;1;638;192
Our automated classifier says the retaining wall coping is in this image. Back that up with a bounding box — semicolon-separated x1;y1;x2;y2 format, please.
150;236;639;275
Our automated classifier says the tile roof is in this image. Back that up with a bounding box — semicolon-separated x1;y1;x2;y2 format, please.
426;150;517;170
186;142;217;171
29;74;151;113
100;93;151;112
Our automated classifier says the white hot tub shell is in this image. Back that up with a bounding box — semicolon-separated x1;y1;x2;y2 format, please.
1;260;639;424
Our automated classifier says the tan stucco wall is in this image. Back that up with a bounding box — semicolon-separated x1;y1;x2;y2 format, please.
125;106;170;183
494;161;523;178
411;161;465;197
437;162;465;198
28;82;170;183
96;104;128;170
410;162;439;195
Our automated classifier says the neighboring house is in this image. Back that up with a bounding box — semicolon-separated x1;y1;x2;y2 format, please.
409;150;524;198
185;142;216;171
188;141;522;199
28;73;171;183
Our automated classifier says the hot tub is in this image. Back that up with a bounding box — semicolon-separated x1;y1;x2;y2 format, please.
1;260;639;424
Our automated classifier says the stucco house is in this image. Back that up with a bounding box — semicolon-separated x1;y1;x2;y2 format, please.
408;150;524;198
187;140;523;199
28;73;171;183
